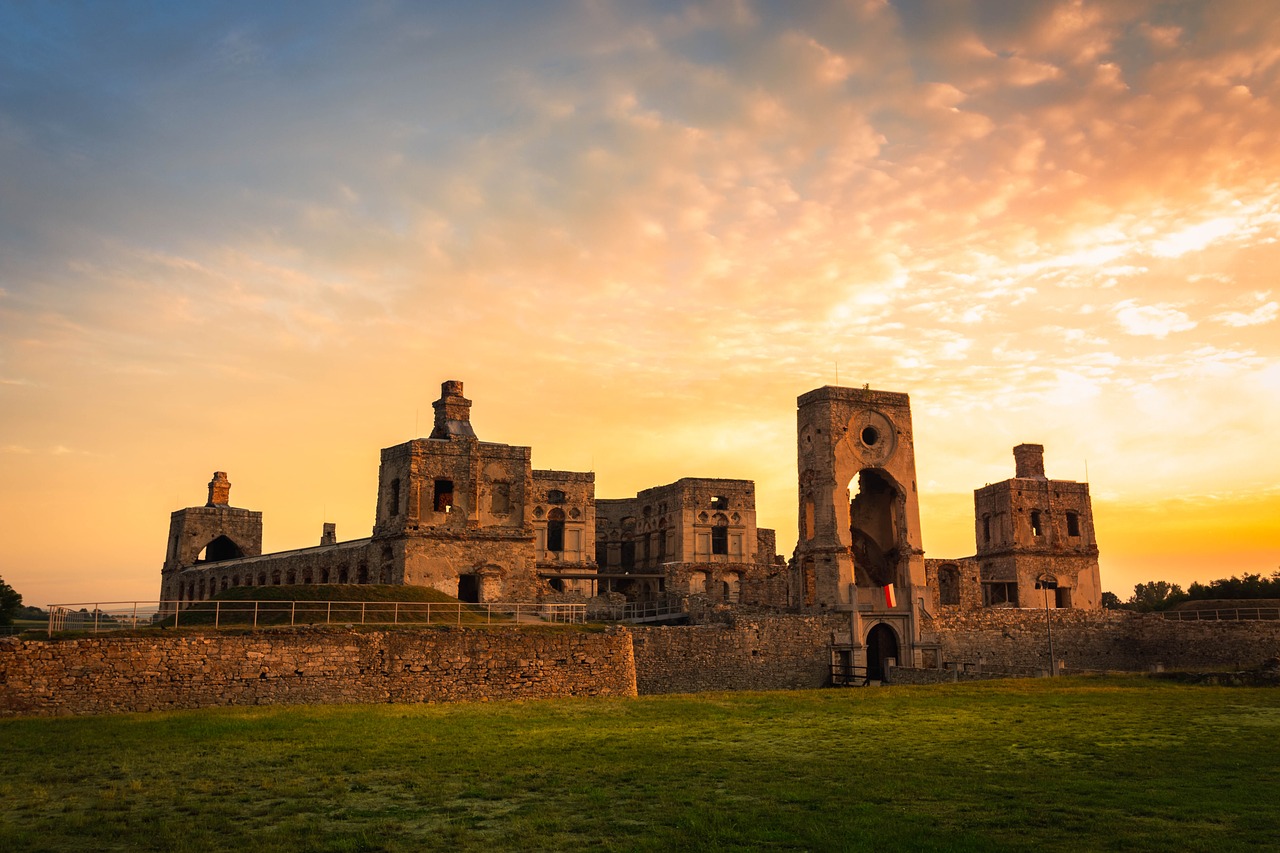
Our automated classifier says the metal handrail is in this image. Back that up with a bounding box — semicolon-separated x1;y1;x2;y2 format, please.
44;600;587;636
1161;608;1280;621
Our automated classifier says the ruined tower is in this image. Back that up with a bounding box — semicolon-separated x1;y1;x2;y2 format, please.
793;386;929;673
158;472;263;607
973;444;1101;609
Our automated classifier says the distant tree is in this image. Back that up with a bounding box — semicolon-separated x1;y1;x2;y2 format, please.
0;576;21;626
1187;571;1280;601
1127;581;1186;612
1101;591;1123;609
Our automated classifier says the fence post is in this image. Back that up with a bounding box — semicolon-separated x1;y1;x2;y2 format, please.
327;601;332;626
94;605;100;633
361;602;366;626
254;601;259;629
394;602;399;625
215;601;221;629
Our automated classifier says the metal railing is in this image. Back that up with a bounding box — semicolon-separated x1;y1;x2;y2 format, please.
589;598;687;622
45;600;586;636
1161;607;1280;621
829;663;870;687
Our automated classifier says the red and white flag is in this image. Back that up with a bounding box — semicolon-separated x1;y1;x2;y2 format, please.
884;583;897;608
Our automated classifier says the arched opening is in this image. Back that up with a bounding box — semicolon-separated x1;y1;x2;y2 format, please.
547;508;566;553
458;574;480;603
866;623;900;682
711;513;729;555
938;564;960;606
357;563;369;584
722;572;741;603
849;469;901;588
198;535;244;563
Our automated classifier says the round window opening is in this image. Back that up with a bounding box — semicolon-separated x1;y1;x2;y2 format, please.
861;426;880;447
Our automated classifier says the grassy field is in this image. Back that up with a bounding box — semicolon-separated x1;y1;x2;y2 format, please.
2;676;1278;851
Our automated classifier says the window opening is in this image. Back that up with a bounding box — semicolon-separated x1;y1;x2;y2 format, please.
1030;510;1043;537
547;489;566;504
434;479;454;512
982;514;991;544
938;565;960;606
710;495;729;509
1066;511;1080;537
982;581;1018;606
389;478;401;517
547;508;565;553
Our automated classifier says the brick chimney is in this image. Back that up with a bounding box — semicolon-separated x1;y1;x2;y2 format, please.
430;380;478;439
1013;444;1046;479
206;471;231;506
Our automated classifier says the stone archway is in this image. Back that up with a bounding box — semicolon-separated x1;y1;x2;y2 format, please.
866;623;900;682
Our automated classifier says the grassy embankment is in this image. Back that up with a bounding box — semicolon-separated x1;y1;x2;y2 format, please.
2;676;1278;851
165;584;511;628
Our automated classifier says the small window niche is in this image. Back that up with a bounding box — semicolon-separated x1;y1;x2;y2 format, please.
434;479;454;513
1066;511;1080;537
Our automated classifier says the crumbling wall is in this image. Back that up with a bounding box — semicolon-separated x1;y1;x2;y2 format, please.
0;627;637;717
932;609;1280;672
630;616;834;694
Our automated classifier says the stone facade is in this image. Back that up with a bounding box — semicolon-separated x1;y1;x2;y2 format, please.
595;478;778;603
0;627;637;717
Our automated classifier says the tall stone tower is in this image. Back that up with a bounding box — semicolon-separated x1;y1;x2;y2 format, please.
793;387;929;673
159;472;263;606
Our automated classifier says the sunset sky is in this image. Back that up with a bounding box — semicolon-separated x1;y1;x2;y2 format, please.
2;0;1278;607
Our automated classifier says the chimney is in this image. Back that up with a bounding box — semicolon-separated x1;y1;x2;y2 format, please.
320;522;337;546
429;379;478;439
1013;444;1046;479
206;472;231;507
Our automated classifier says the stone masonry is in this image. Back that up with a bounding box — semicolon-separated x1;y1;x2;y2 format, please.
0;627;637;717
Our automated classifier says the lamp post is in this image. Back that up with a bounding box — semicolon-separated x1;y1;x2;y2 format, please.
1035;574;1058;676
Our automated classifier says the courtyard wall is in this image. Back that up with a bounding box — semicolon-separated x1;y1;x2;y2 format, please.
0;627;636;717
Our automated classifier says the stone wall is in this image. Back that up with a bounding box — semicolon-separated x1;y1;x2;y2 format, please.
931;609;1280;672
631;615;834;694
0;627;636;717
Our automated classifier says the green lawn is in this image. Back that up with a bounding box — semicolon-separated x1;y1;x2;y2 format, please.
2;677;1277;851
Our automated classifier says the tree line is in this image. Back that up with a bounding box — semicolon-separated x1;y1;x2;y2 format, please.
1104;569;1280;612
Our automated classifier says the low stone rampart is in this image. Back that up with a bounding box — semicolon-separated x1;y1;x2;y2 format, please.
931;609;1280;672
0;627;636;717
631;616;833;694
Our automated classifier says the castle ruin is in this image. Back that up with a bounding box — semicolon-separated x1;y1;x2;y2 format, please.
159;380;1102;669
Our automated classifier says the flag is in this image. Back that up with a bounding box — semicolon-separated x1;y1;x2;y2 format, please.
884;583;897;608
